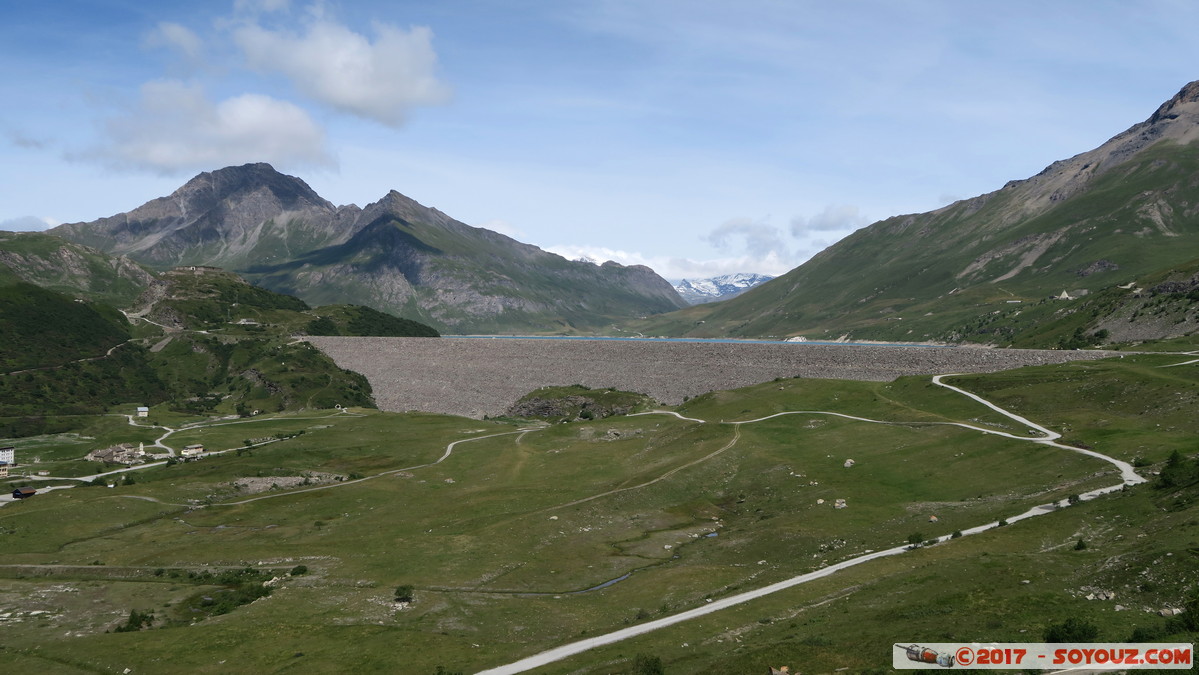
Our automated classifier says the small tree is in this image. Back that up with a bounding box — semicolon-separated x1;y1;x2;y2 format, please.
1067;493;1081;505
290;565;308;576
1043;616;1098;642
1074;538;1087;550
906;532;925;548
394;585;414;603
1157;450;1196;489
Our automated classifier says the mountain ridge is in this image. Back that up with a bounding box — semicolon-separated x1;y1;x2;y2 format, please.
50;165;686;333
673;272;774;304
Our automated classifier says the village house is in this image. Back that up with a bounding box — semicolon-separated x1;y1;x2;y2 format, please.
0;446;14;478
169;265;222;276
12;487;36;499
181;444;205;457
136;406;149;418
86;443;147;465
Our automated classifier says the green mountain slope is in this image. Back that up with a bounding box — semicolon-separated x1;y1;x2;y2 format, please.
635;81;1199;346
0;266;442;427
0;232;155;306
304;304;440;338
0;282;131;372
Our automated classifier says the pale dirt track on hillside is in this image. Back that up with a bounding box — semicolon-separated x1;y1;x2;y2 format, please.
304;337;1113;418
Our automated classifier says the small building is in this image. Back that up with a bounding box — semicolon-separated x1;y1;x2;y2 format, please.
136;406;150;418
0;462;8;478
181;444;205;457
12;487;36;499
0;446;14;465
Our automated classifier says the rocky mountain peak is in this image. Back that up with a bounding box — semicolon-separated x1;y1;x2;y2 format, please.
171;162;333;212
983;79;1199;221
1149;79;1199;123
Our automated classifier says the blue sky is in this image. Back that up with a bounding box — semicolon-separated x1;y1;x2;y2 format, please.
2;0;1198;280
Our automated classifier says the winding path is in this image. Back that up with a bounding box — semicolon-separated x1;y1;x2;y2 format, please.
473;374;1147;675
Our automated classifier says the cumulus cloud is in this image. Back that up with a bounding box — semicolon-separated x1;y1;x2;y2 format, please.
0;215;58;232
144;22;204;65
234;0;290;13
572;206;870;280
97;79;332;173
789;204;869;236
234;15;451;126
6;130;49;150
706;217;789;258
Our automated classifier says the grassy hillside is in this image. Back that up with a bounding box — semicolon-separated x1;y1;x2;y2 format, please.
0;282;131;372
0;353;1194;672
304;304;441;337
0;232;154;306
0;269;388;431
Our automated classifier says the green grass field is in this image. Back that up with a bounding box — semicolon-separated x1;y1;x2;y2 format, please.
0;354;1196;673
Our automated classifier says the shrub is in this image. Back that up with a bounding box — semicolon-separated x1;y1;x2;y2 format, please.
290;565;308;576
112;608;154;633
1043;617;1098;642
394;585;414;603
631;654;664;675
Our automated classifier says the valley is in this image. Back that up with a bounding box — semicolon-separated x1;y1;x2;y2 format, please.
0;348;1196;673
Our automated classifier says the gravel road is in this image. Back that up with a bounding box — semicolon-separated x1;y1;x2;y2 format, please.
304;337;1114;419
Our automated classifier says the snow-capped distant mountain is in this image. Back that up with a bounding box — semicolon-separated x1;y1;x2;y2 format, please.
672;273;774;305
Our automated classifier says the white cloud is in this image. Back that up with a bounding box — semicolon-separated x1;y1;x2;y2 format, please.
706;217;789;258
144;22;204;65
234;14;451;126
5;130;49;150
544;243;798;280
97;79;332;173
0;215;58;232
789;204;869;235
234;0;290;14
